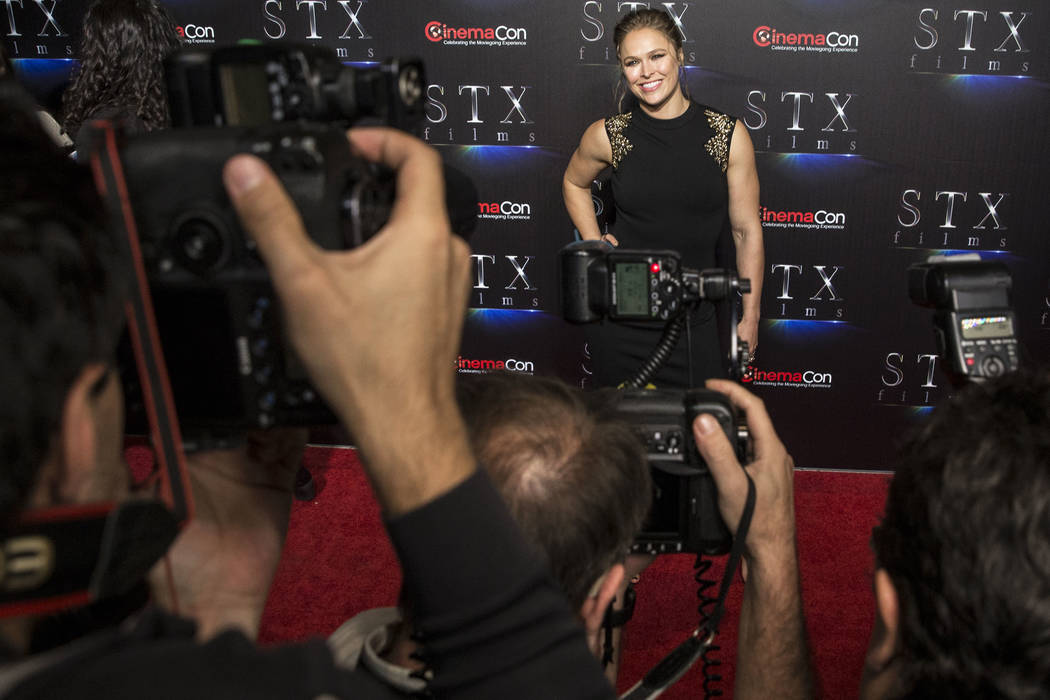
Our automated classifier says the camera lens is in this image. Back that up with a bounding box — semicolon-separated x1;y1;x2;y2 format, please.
398;64;423;107
171;214;229;276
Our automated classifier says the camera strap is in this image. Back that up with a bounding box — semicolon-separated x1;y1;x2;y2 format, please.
0;122;190;619
619;471;756;700
87;120;193;525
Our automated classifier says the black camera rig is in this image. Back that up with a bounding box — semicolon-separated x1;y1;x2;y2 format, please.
559;239;751;386
559;239;754;556
85;46;444;446
908;253;1019;385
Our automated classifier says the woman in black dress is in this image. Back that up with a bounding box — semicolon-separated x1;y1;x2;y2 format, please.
563;8;763;388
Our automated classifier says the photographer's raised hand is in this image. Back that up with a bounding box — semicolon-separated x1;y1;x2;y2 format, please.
222;129;474;516
150;429;305;641
692;379;814;700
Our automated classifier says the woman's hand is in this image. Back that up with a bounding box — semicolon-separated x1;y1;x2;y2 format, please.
738;317;759;362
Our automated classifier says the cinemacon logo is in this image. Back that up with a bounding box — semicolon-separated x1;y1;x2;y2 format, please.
177;24;215;40
425;21;527;42
456;356;535;373
478;200;532;216
761;207;846;226
743;369;833;386
753;25;858;48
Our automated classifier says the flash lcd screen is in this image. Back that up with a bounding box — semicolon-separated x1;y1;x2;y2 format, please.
614;262;649;316
960;315;1013;340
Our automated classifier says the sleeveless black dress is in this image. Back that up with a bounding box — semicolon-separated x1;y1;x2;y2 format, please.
587;100;736;389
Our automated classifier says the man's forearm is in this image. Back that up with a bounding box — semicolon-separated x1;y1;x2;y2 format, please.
735;550;814;700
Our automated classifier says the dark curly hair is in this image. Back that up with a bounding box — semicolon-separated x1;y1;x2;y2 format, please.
62;0;180;140
872;369;1050;698
0;83;127;524
456;372;651;609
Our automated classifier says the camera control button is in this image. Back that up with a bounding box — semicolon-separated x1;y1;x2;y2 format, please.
254;365;274;384
981;355;1006;377
251;337;270;357
258;391;277;412
667;431;682;453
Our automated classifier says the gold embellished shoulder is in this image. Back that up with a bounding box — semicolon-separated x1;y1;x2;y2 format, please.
604;112;633;170
703;109;734;173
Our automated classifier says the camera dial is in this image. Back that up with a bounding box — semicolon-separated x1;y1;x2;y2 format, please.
169;211;230;276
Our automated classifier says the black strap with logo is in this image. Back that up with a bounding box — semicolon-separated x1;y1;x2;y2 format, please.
0;120;187;619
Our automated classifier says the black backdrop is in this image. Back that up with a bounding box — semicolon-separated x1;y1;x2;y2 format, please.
7;0;1049;470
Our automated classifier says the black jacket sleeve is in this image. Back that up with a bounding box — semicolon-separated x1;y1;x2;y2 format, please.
387;470;615;699
2;471;614;699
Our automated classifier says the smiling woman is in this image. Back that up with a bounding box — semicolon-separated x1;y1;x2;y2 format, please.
562;8;765;389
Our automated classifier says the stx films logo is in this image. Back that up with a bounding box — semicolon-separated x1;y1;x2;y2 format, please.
424;20;528;47
761;206;846;231
262;0;375;60
1;0;71;57
424;82;536;146
745;89;858;154
876;351;947;406
910;8;1033;76
577;2;696;64
456;356;535;375
471;253;540;310
743;367;833;389
752;24;860;54
892;188;1009;250
770;263;846;321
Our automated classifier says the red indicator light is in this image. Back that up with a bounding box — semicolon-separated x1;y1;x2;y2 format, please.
966;357;975;366
650;262;660;274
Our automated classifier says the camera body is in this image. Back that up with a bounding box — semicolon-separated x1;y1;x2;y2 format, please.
615;388;749;555
90;45;425;442
165;45;424;130
908;254;1018;382
115;124;393;438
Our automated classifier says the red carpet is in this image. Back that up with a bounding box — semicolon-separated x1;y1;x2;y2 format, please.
255;447;890;698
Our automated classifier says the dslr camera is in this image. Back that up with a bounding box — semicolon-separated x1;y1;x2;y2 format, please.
89;45;426;443
615;388;750;555
559;240;754;555
908;253;1019;383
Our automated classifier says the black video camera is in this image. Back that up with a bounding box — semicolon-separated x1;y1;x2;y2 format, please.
89;45;427;445
908;254;1019;383
615;388;750;555
559;240;751;381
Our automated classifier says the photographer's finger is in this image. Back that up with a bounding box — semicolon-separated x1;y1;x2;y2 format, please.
443;236;472;345
347;128;447;220
693;413;747;527
705;378;779;452
224;154;316;283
